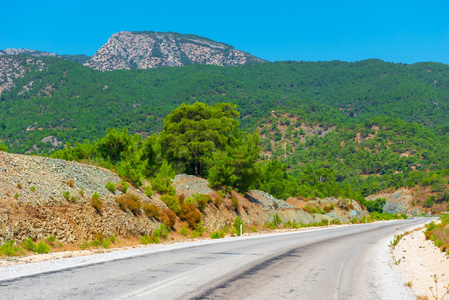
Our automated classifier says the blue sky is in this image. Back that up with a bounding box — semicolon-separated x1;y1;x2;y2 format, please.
1;0;448;64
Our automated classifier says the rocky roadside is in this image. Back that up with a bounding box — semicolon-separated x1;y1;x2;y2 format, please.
0;151;369;265
392;221;449;299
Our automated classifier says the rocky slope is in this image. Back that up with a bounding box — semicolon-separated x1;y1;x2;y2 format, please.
366;185;448;215
0;151;368;246
84;31;266;71
0;55;48;95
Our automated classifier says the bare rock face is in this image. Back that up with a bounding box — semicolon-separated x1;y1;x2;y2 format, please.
366;188;422;215
0;49;57;57
84;31;266;71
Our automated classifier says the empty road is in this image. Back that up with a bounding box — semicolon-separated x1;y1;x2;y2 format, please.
0;218;428;299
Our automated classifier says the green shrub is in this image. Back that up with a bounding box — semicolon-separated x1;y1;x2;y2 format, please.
161;194;181;213
102;239;111;249
36;241;51;254
141;234;161;245
69;196;78;203
249;226;258;232
284;220;299;229
63;191;70;200
272;213;282;228
116;180;129;193
91;193;103;211
0;241;23;256
435;239;444;247
180;226;189;236
153;224;170;239
14;193;19;199
144;186;153;197
190;222;206;238
105;182;116;192
110;235;116;243
45;234;56;245
22;237;36;252
78;189;84;197
30;186;36;192
194;194;211;212
233;216;245;236
17;183;22;189
210;230;226;239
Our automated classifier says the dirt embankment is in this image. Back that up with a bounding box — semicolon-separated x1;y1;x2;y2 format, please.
0;152;368;247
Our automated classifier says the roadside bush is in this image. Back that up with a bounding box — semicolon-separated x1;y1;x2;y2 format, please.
272;213;282;228
22;237;36;252
140;234;160;245
30;186;36;192
180;226;189;236
233;216;245;236
249;226;258;232
0;241;24;256
35;241;51;254
161;195;181;214
45;234;56;246
284;220;299;229
160;208;176;228
143;203;160;219
63;191;70;200
91;193;103;211
66;179;75;187
153;224;170;239
105;182;116;193
116;194;142;215
210;230;226;239
179;203;202;229
190;222;206;238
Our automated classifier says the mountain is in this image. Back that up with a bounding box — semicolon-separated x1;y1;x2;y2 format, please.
0;48;57;57
83;31;266;71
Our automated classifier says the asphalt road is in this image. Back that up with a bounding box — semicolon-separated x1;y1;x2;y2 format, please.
0;218;428;299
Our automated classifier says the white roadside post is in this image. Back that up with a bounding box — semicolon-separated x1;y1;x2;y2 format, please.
240;224;242;236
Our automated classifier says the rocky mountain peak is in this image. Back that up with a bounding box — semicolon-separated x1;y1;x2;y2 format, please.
84;31;266;71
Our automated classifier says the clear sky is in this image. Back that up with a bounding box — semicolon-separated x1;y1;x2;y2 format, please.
1;0;448;64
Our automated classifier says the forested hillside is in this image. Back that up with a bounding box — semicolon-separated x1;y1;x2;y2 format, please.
1;56;449;154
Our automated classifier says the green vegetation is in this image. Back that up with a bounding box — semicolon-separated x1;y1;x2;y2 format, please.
424;215;449;252
90;193;103;211
36;241;51;254
233;216;245;236
2;55;448;217
105;182;116;192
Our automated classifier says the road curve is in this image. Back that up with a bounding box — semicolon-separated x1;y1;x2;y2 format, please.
0;218;427;299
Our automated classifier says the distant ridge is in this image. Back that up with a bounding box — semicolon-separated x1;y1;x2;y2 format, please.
84;31;266;71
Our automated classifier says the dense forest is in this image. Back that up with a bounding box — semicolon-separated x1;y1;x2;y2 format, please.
1;55;448;207
1;56;449;154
